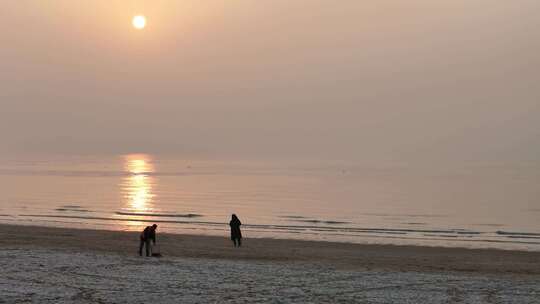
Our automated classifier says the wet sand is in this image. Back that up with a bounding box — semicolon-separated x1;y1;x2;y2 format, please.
2;224;540;275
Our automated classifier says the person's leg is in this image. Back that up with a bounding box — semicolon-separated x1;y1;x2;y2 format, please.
146;240;151;257
139;239;144;256
238;238;242;247
232;238;237;247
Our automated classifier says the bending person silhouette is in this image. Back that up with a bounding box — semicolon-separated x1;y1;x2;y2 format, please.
139;224;157;257
229;214;242;247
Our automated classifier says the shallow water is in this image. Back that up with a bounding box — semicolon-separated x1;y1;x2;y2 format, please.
1;154;539;251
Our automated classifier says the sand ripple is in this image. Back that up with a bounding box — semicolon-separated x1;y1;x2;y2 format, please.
0;249;538;303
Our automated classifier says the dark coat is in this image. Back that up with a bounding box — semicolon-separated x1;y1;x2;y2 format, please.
140;226;156;243
230;218;242;240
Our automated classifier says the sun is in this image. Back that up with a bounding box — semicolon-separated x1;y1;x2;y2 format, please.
132;15;147;30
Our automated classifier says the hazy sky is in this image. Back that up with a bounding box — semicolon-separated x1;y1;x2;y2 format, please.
1;0;539;162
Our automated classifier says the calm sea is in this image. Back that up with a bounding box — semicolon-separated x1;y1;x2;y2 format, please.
1;154;539;251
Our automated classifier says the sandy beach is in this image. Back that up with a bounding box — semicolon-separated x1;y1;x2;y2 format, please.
1;224;539;303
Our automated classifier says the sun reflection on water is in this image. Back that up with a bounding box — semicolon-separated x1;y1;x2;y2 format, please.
120;154;157;230
128;173;153;211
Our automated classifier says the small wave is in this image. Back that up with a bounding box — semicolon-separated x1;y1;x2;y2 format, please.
19;215;222;228
505;235;540;240
55;205;91;213
115;212;203;218
292;219;350;225
56;208;92;213
363;213;447;218
423;234;460;238
497;231;540;237
456;231;482;235
351;230;407;235
474;223;504;227
350;227;469;234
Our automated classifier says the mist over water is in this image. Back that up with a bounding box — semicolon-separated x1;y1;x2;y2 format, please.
1;154;539;251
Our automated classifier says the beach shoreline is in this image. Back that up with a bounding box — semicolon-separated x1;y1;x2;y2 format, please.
2;223;539;276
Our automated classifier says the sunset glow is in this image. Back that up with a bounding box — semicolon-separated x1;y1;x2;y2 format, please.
132;15;146;29
2;2;540;300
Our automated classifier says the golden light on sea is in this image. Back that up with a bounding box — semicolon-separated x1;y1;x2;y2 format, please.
123;154;155;212
132;15;147;30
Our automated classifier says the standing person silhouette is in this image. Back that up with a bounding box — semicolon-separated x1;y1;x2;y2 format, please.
139;224;157;257
229;214;242;247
